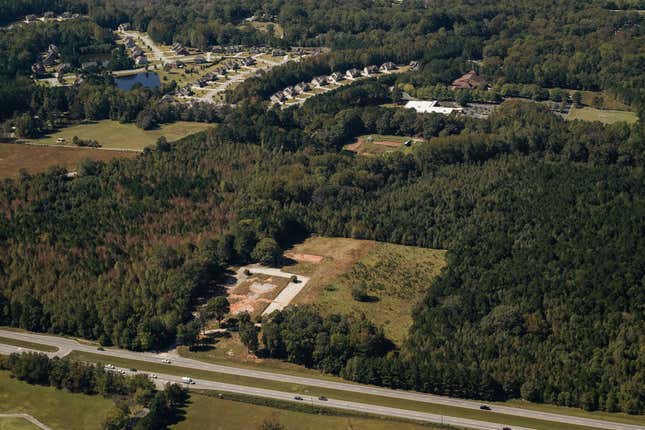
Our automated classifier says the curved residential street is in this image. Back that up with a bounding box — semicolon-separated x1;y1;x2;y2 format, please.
0;329;642;430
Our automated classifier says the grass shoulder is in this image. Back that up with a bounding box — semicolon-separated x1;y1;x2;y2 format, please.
0;371;116;430
0;336;57;353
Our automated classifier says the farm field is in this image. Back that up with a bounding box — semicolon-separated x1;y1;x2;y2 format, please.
171;393;443;430
0;418;40;430
344;134;421;156
566;106;637;124
286;237;446;344
24;120;213;151
0;371;116;430
0;143;138;179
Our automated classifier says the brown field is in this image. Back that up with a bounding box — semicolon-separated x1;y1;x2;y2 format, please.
0;143;138;179
285;237;377;305
227;273;291;318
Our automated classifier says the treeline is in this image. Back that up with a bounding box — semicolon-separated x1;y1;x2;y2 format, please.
1;352;188;429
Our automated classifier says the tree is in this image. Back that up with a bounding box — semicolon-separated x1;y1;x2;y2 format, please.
176;320;201;349
258;417;285;430
251;238;282;267
206;296;230;327
238;313;259;353
572;91;582;107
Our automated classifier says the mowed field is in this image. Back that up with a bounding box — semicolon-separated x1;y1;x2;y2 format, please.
0;143;138;179
566;106;637;124
0;371;116;430
0;418;40;430
171;393;443;430
344;135;421;156
25;120;213;151
286;237;446;345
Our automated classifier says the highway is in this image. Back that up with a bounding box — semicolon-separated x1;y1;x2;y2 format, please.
0;329;642;430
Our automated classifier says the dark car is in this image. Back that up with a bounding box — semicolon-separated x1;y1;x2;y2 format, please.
502;427;512;430
318;396;328;401
480;405;491;410
294;396;303;401
129;368;137;372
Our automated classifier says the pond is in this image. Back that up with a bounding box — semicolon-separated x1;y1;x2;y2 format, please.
115;72;161;91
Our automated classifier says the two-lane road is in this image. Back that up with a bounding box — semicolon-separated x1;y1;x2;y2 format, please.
0;329;642;430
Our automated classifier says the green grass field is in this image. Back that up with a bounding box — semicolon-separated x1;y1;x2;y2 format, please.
25;120;213;151
249;21;285;39
64;350;637;430
0;336;57;352
566;106;638;124
172;393;442;430
0;418;40;430
0;371;116;430
314;242;446;344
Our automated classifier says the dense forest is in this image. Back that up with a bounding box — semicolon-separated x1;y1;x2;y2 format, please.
0;0;643;417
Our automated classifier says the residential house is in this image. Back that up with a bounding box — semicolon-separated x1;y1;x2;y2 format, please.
193;56;206;64
329;72;345;83
25;14;37;22
135;55;148;66
240;56;256;67
61;12;72;19
379;62;397;73
43;11;55;19
408;61;419;70
31;63;46;75
41;52;57;66
55;63;70;76
272;49;286;57
294;82;310;93
311;76;329;87
449;70;487;90
270;92;286;104
118;23;131;32
345;68;361;79
282;86;295;98
81;61;99;69
210;45;224;53
124;38;136;49
361;65;378;76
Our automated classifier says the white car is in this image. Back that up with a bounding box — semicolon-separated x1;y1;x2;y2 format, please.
149;374;158;379
181;376;194;384
161;358;171;364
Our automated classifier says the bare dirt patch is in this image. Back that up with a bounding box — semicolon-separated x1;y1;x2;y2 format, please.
225;273;290;318
284;252;324;263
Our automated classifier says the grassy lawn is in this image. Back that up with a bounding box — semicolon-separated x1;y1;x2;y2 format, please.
566;106;637;124
0;143;138;179
172;392;442;430
65;351;637;430
0;371;116;430
24;120;213;151
0;418;40;430
0;336;57;352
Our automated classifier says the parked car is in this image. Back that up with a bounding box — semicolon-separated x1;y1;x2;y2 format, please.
480;405;491;410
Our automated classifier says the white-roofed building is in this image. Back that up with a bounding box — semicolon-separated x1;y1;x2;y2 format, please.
404;100;464;115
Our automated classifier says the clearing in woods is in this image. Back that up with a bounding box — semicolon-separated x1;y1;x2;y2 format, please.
344;134;422;156
0;143;138;179
566;106;637;124
285;237;447;345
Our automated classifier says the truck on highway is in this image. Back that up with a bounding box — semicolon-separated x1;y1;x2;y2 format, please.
181;376;194;384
